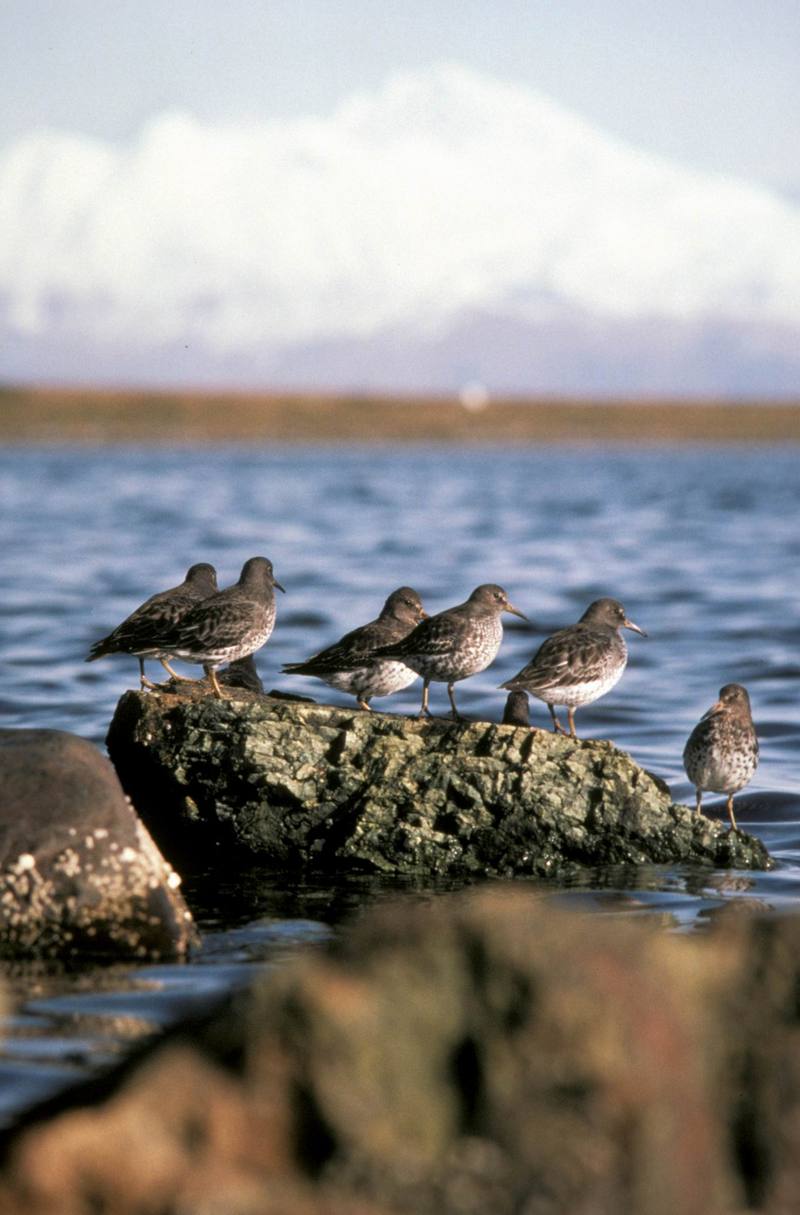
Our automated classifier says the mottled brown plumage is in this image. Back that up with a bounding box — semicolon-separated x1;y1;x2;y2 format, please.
86;563;218;688
683;683;759;831
155;557;284;699
501;598;646;738
283;587;426;710
372;584;527;719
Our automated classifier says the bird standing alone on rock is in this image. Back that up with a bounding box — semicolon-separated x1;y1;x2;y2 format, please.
282;587;426;710
86;562;218;689
154;556;284;699
501;597;646;738
369;583;527;719
683;683;759;831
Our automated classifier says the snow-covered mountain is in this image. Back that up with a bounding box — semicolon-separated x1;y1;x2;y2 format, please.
1;64;799;392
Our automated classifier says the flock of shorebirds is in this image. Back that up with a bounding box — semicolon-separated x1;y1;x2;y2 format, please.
87;556;759;831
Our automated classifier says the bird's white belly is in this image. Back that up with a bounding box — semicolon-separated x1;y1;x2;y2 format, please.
533;669;623;708
325;660;418;698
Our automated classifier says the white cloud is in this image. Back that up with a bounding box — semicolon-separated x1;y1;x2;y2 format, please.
1;63;799;355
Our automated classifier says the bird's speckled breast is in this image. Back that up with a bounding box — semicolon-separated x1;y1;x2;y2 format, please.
426;614;503;682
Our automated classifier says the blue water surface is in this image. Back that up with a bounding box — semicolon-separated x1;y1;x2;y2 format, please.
0;442;798;1124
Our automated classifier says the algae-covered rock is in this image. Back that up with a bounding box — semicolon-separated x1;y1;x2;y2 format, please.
105;687;769;874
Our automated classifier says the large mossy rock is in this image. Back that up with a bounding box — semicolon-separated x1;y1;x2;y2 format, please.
0;728;197;959
106;687;769;873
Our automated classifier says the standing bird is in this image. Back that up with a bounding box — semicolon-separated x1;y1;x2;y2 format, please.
86;562;218;689
501;598;646;738
154;556;284;699
682;683;759;831
282;587;426;711
369;584;527;720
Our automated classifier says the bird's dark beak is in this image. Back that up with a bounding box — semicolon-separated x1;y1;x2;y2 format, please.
419;609;428;618
274;579;286;593
623;617;646;637
504;602;528;621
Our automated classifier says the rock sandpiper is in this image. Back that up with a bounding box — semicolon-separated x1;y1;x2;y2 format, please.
683;683;759;831
501;597;645;738
373;583;526;719
283;586;426;710
86;563;218;689
155;556;284;699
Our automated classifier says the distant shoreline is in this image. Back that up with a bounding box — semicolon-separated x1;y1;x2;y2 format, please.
2;384;800;445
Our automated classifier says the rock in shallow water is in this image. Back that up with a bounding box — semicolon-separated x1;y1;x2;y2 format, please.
2;890;800;1214
0;729;197;959
105;687;770;873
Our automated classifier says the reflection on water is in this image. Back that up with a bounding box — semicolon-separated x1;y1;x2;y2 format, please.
0;443;798;1124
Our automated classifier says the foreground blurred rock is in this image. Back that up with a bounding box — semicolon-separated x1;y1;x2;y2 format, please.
2;890;800;1214
106;686;770;873
0;729;196;959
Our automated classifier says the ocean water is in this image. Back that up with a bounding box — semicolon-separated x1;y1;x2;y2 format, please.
1;443;799;1125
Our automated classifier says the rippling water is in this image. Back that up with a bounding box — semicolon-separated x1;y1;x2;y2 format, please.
1;443;799;1124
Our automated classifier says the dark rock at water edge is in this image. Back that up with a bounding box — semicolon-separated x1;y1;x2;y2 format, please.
2;890;800;1213
106;687;770;874
0;729;197;959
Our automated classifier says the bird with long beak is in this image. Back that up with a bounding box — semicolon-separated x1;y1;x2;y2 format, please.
501;597;646;738
368;583;527;719
682;683;759;831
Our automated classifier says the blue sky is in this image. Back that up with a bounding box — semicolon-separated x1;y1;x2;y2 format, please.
2;0;799;197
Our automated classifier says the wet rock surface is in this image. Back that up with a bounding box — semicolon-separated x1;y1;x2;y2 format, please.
1;891;800;1213
0;729;197;959
106;686;770;873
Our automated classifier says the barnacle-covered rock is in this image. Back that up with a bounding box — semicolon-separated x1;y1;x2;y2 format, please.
0;729;197;959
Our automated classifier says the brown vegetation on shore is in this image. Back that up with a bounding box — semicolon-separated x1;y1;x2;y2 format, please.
2;384;800;444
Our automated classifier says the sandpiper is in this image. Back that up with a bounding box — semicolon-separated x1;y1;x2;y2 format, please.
282;586;426;710
371;583;526;719
155;556;284;699
219;654;264;694
501;597;646;738
682;683;759;831
86;562;218;688
502;689;531;727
